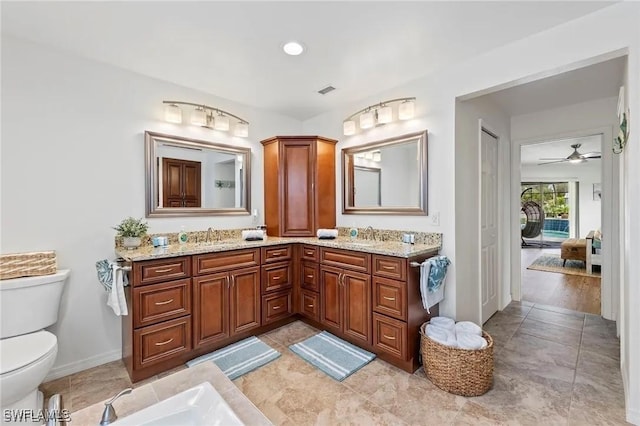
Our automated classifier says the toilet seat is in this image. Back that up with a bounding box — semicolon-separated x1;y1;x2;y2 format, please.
0;330;57;375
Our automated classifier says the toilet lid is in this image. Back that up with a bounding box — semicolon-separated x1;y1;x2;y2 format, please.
0;330;57;375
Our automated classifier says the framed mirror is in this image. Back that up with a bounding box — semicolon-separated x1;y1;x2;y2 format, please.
145;131;251;217
342;130;427;215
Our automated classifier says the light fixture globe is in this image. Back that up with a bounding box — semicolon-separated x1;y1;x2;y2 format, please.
234;122;249;138
191;107;207;126
343;120;356;136
283;41;304;56
377;105;393;124
398;100;415;120
360;111;375;129
214;115;230;131
164;104;182;124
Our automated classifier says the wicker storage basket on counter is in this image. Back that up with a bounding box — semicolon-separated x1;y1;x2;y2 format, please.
0;251;57;280
419;323;494;396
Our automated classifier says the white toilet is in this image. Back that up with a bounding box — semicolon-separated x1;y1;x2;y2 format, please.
0;270;70;418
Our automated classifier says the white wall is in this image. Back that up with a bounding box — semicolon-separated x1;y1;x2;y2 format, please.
521;161;602;237
0;35;301;379
303;3;639;421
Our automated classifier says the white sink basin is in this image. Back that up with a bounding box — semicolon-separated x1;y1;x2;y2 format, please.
113;382;244;426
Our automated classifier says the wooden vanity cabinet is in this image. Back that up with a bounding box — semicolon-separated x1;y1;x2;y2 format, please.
193;250;261;349
319;248;372;346
261;136;337;237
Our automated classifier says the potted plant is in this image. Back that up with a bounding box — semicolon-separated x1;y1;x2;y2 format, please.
113;217;149;249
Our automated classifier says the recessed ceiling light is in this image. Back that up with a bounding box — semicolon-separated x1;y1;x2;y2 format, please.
283;41;304;56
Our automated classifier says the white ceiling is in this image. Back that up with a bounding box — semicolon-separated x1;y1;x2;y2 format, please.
520;135;602;166
1;1;616;120
485;57;626;116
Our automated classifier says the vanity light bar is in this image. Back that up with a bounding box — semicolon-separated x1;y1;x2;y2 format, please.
163;100;250;138
343;97;416;136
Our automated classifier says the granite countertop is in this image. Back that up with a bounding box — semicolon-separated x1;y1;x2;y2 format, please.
116;236;441;262
69;362;272;425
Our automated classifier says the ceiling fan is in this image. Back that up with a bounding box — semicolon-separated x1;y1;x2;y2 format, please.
538;143;601;165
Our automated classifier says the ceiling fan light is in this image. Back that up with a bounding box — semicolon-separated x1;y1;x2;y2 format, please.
569;158;585;164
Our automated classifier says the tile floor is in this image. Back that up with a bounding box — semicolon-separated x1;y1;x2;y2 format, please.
41;302;627;425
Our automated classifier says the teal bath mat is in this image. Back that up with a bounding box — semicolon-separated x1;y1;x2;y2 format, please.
186;336;280;380
289;331;375;381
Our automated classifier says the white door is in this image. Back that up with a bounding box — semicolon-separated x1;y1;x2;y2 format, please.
481;129;499;323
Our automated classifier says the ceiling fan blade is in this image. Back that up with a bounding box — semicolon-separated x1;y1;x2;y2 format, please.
537;159;568;165
538;158;567;161
581;152;601;158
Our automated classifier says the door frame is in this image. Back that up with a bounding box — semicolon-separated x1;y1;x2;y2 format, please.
479;120;502;322
511;126;617;320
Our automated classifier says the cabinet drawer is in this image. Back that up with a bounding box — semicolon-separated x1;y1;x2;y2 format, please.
134;316;191;370
261;262;292;293
133;279;192;328
301;261;319;292
320;248;371;273
299;289;319;322
262;291;293;324
373;313;407;360
301;245;318;261
261;245;292;263
133;256;190;286
373;255;406;281
193;249;260;275
373;276;407;321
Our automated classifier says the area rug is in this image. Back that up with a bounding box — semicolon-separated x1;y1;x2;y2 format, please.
186;336;280;380
289;331;375;381
527;254;601;277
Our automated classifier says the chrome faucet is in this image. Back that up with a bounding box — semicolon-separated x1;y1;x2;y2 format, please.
206;227;214;243
99;388;132;425
365;226;376;241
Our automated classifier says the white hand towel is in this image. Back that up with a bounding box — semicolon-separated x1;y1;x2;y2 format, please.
455;321;482;336
242;230;265;240
456;332;487;350
425;324;457;347
107;264;128;316
419;261;431;310
430;316;456;333
317;229;338;239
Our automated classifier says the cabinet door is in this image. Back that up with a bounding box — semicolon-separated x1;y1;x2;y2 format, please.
162;158;183;206
182;161;201;206
229;267;261;335
193;274;229;348
300;289;319;322
282;140;314;236
319;265;342;334
343;270;372;345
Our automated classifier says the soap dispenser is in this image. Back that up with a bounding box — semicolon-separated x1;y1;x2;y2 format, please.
178;226;188;245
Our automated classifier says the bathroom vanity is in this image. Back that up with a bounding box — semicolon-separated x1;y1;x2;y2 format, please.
117;237;440;382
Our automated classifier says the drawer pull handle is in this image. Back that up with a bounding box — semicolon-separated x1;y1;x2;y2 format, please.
154;267;175;273
155;338;174;346
305;251;314;256
383;296;396;301
272;276;282;280
306;304;314;308
383;334;396;340
271;252;282;257
272;305;282;310
382;265;395;270
154;298;174;306
306;274;314;278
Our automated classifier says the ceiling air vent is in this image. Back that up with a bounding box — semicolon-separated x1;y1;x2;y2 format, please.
317;85;336;95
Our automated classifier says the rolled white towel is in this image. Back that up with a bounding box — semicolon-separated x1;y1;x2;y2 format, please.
456;332;488;350
429;316;456;333
425;324;457;347
242;230;265;241
317;229;338;239
455;321;482;336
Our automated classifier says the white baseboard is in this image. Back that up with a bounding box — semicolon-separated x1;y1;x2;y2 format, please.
44;349;122;382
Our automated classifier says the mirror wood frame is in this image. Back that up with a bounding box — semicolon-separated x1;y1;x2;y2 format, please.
341;130;428;215
145;131;251;217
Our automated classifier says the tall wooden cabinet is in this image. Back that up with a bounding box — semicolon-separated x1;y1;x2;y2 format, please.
261;136;337;237
162;157;201;207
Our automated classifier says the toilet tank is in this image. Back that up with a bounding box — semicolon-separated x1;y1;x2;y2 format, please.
0;270;70;339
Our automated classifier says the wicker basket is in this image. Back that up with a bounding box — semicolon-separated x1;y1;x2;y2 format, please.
0;251;57;280
420;323;494;396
